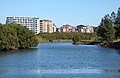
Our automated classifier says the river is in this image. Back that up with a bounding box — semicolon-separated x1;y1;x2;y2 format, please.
0;42;120;78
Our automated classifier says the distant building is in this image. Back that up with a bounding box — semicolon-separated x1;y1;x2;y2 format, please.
77;25;85;32
6;17;96;34
77;25;95;33
40;20;56;33
59;24;76;32
6;17;40;34
53;23;57;32
57;28;61;32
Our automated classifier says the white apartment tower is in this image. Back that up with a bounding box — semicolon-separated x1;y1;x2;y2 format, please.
6;17;40;34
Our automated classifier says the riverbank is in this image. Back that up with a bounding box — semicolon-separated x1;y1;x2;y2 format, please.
73;41;120;50
72;41;101;45
109;42;120;49
37;35;120;50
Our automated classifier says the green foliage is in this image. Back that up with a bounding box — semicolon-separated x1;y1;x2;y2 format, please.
0;24;39;51
0;24;18;50
11;24;39;49
97;15;116;43
116;8;120;24
114;26;120;39
111;11;116;24
114;8;120;38
38;32;97;42
72;35;80;43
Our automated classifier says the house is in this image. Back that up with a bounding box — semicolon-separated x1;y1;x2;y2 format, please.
77;25;95;33
59;24;76;32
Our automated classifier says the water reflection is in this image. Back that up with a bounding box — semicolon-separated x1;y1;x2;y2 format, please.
0;70;7;74
0;48;38;56
0;43;120;78
37;68;102;74
105;69;120;73
1;68;120;75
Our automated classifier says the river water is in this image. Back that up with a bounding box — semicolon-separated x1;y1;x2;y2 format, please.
0;42;120;78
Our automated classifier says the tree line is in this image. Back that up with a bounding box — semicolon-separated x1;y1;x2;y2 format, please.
38;32;97;43
97;8;120;47
38;7;120;46
0;24;39;51
1;8;120;51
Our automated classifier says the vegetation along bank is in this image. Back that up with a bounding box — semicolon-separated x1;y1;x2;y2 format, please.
0;24;39;51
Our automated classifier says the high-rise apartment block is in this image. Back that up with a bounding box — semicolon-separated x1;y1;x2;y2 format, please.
40;20;56;33
6;17;40;34
6;17;95;34
6;17;57;34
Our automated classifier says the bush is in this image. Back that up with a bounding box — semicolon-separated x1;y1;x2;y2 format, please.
0;24;39;51
72;35;80;43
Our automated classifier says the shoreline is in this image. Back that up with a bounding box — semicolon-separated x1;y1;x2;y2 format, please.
1;41;120;52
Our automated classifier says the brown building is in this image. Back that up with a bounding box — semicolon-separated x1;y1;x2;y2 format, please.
58;24;76;32
40;20;56;33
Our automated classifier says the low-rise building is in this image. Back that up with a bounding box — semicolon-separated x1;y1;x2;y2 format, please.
59;24;76;32
77;25;95;33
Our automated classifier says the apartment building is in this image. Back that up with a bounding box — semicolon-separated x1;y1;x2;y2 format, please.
40;20;56;33
59;24;76;32
6;17;40;34
77;25;94;33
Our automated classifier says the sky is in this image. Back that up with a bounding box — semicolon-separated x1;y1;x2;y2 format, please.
0;0;120;27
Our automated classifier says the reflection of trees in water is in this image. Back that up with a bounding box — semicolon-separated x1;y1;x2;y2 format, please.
0;70;7;74
105;69;120;73
116;49;120;55
0;48;38;56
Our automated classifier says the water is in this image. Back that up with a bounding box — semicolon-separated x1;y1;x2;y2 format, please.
0;42;120;78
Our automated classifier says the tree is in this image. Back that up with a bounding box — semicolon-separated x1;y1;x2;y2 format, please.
11;24;39;49
0;24;18;51
72;35;80;43
115;8;120;26
114;26;120;39
0;24;39;51
39;32;96;42
110;12;116;26
114;8;120;38
97;14;116;44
